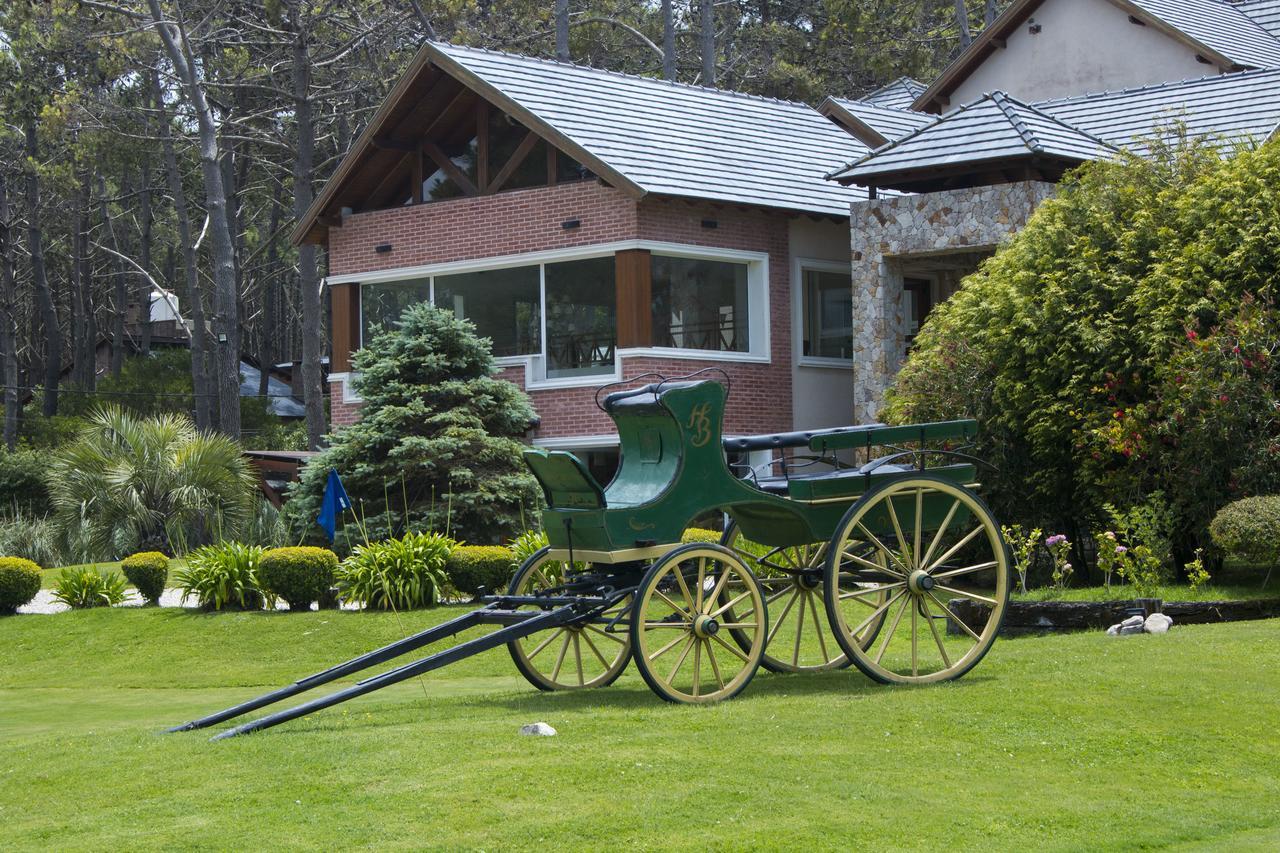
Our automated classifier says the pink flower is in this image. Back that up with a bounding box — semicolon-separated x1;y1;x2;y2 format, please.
1046;534;1067;546
1116;545;1128;554
1186;329;1198;340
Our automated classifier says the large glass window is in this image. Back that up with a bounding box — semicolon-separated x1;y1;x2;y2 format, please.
361;278;432;344
802;268;853;359
544;257;616;378
434;267;541;358
651;255;749;352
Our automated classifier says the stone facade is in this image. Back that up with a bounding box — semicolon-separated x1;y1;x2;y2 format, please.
848;180;1056;423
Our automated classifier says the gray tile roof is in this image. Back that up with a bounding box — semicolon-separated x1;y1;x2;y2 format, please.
827;92;1116;183
1236;0;1280;38
430;42;869;217
861;77;928;110
1128;0;1280;67
827;98;933;142
1035;66;1280;152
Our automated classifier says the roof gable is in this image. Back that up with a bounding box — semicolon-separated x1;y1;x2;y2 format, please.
912;0;1280;113
820;97;933;147
860;77;928;110
828;91;1116;187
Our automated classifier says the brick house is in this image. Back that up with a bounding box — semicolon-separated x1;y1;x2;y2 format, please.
292;41;872;474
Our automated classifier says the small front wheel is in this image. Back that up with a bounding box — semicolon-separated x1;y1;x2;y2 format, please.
507;547;632;691
631;544;767;703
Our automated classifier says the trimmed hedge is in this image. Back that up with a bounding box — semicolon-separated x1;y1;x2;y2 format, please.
121;552;169;605
259;546;339;612
0;556;41;614
681;527;722;544
447;545;515;596
1210;496;1280;571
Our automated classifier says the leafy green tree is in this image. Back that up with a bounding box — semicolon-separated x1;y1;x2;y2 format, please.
884;132;1280;561
46;406;257;558
284;303;541;547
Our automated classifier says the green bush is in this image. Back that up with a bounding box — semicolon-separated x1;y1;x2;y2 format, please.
53;566;128;609
1210;496;1280;586
0;509;63;569
259;546;339;612
121;552;169;605
175;542;267;611
681;527;722;544
0;450;51;514
283;303;540;547
337;531;454;610
446;545;514;596
884;132;1280;557
0;556;42;614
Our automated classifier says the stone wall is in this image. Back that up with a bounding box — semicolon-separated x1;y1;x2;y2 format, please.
848;181;1056;423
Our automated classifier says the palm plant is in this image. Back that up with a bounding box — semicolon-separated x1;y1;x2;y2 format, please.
47;406;257;559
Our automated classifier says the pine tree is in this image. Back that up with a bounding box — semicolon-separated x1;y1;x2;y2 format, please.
285;303;541;547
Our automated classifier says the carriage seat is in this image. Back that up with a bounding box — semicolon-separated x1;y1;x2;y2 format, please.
746;458;910;495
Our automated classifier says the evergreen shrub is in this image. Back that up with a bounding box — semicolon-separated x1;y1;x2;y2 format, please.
0;556;41;614
258;546;339;612
446;545;514;595
121;551;169;605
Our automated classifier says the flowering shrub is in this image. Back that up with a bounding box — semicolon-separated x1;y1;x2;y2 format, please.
1044;534;1073;591
1001;524;1042;594
1094;532;1126;591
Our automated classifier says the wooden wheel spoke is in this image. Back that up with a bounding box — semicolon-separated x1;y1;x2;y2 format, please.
925;524;986;574
673;566;697;613
927;591;982;643
705;566;732;615
913;487;924;572
692;640;702;697
648;631;690;662
919;596;952;668
717;622;759;629
856;523;912;575
842;547;906;578
885;495;911;570
584;624;627;645
808;590;832;663
920;499;961;571
852;588;906;636
655;588;693;619
643;621;693;629
526;628;564;661
551;632;572;681
695;558;707;611
840;581;904;600
573;633;585;686
532;568;556;589
762;585;793;606
767;588;801;646
666;635;695;682
910;597;918;677
712;588;757;617
935;585;997;606
931;561;997;580
706;640;725;690
581;629;612;669
792;588;807;667
873;594;911;666
710;633;749;663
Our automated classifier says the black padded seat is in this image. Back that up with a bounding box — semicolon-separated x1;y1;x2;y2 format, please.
741;459;910;495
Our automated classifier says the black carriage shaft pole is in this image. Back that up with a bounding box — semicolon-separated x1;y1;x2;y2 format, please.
167;608;493;732
209;607;577;741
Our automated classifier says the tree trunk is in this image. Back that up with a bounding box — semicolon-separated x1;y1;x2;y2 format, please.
139;159;154;355
955;0;972;48
24;120;60;416
662;0;676;80
260;187;281;400
153;67;214;430
699;0;715;86
555;0;570;60
985;0;997;27
101;173;128;377
0;171;19;450
148;0;241;438
79;172;97;389
290;3;328;450
70;173;88;387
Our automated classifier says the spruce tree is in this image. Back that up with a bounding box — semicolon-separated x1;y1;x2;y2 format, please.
286;303;540;546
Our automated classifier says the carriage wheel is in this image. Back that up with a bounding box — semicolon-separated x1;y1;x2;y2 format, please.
631;544;767;703
507;547;632;691
824;476;1010;685
721;523;887;673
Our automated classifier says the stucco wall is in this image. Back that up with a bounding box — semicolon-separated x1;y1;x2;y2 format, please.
949;0;1223;107
848;181;1057;422
788;217;857;430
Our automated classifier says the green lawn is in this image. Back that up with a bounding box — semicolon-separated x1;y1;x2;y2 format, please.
39;560;189;591
2;608;1278;851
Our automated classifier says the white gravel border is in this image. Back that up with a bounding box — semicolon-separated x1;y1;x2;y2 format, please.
17;588;365;614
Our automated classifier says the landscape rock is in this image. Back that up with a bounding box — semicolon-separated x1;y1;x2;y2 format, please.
1144;613;1174;634
519;722;557;737
1106;614;1146;636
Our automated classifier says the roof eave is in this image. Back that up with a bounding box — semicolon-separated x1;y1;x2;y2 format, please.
817;97;891;148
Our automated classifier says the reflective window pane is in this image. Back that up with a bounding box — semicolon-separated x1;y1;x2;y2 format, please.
651;255;749;352
434;266;541;357
803;268;853;359
544;256;616;378
361;278;432;344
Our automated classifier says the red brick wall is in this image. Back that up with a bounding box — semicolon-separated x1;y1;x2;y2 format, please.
329;181;638;276
325;184;796;442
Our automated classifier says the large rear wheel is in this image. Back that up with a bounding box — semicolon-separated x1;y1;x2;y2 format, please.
824;476;1009;685
507;547;632;691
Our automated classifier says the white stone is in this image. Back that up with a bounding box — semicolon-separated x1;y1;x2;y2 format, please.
1106;614;1146;636
1144;613;1173;634
519;722;557;737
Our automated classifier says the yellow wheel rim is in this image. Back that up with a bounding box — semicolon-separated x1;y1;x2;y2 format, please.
723;527;886;672
507;548;631;691
632;545;766;703
824;478;1009;685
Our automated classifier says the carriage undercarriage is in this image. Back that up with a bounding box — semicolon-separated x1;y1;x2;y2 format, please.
171;372;1009;739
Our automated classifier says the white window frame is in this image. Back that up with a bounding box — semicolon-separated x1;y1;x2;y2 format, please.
333;239;771;398
793;256;854;368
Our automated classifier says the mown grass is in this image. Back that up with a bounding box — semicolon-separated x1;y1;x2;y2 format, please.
1013;561;1278;603
1;607;1278;850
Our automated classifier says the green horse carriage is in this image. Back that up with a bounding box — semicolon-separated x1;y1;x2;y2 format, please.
172;372;1010;738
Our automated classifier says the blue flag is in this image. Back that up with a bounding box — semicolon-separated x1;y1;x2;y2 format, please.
316;468;352;542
